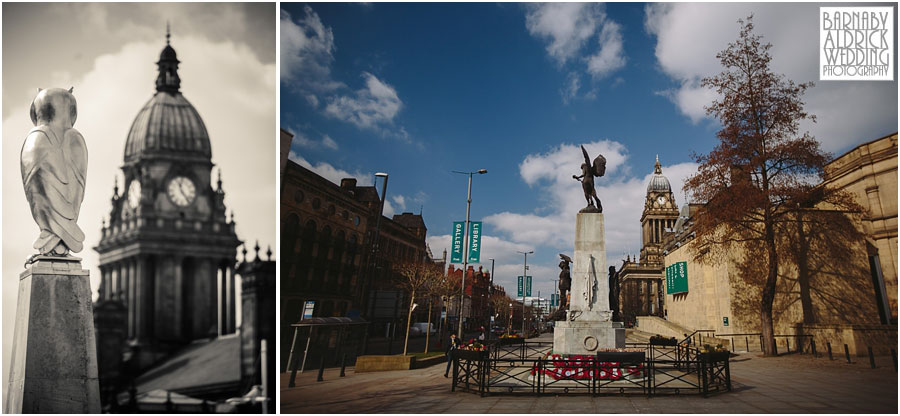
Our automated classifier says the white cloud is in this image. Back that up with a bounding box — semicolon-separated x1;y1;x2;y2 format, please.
321;135;338;150
289;129;339;151
324;72;403;131
289;151;373;187
644;3;898;151
392;195;406;212
525;3;627;103
561;72;580;104
280;6;343;93
586;20;626;78
525;3;604;65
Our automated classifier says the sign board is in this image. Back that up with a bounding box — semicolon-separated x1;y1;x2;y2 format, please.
450;222;465;263
467;222;482;263
518;276;532;297
666;261;689;294
551;293;559;307
303;300;316;319
723;316;729;326
526;275;532;297
517;276;523;297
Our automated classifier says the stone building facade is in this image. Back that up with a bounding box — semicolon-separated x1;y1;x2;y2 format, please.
660;133;897;354
280;152;431;364
617;157;679;324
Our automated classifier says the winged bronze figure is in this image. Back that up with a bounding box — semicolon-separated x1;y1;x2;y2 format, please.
573;145;605;212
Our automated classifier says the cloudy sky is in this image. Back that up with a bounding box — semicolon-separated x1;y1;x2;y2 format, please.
2;2;275;394
283;3;897;304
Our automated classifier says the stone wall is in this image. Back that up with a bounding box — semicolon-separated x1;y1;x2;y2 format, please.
794;323;898;356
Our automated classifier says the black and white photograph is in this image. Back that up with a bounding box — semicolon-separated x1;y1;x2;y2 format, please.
2;3;276;413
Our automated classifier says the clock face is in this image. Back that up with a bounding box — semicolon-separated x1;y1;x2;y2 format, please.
127;180;142;209
657;195;667;205
167;176;196;207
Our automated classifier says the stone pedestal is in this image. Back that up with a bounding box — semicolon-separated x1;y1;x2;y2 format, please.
554;213;624;355
5;257;101;413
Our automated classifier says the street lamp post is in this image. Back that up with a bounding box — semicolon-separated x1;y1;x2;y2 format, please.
488;258;494;340
452;169;487;338
517;250;533;336
363;172;388;354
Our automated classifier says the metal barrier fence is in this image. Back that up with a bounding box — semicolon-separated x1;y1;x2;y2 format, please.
451;341;731;397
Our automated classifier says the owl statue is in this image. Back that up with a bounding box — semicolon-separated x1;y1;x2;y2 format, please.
21;87;88;258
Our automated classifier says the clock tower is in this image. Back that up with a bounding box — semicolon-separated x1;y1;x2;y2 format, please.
639;156;679;265
95;32;241;367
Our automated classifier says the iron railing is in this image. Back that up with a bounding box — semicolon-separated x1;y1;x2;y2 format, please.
451;341;731;397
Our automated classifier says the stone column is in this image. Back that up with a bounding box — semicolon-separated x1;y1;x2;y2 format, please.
5;257;101;413
553;213;623;355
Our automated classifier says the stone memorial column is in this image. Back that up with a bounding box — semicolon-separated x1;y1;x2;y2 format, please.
5;257;101;413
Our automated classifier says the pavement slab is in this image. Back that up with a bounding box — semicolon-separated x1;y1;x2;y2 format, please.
281;342;898;413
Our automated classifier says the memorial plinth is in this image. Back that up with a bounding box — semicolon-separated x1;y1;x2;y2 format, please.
5;257;101;413
554;213;625;355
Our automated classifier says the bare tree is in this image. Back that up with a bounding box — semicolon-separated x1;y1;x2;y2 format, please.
393;260;441;355
685;16;856;355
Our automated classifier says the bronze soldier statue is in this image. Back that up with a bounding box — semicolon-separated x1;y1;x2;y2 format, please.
551;254;572;321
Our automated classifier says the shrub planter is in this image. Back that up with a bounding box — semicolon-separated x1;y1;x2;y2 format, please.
650;336;678;346
498;337;525;346
355;355;416;372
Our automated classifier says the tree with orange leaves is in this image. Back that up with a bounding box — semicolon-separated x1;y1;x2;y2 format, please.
685;16;859;356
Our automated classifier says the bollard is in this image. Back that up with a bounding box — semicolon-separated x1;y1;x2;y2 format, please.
868;347;875;369
892;349;897;371
844;344;851;363
745;337;749;352
827;342;833;360
786;338;790;353
340;354;347;377
811;340;817;358
317;356;326;382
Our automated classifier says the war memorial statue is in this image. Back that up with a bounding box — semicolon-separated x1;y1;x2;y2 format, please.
6;88;100;413
553;144;624;355
573;145;606;213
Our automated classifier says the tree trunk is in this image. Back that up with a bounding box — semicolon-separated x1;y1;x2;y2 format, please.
795;216;815;324
403;291;415;355
424;297;433;354
761;221;779;356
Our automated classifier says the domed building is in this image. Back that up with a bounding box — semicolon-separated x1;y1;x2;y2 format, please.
93;32;256;409
615;156;680;324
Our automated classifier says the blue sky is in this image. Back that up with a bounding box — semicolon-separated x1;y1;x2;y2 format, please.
282;3;898;301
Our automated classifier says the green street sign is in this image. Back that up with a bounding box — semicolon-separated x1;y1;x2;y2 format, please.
467;222;482;263
551;293;559;307
526;275;532;297
450;222;464;263
518;275;532;297
666;261;689;294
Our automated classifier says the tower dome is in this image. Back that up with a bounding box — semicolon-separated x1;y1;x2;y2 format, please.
647;155;671;192
123;30;211;163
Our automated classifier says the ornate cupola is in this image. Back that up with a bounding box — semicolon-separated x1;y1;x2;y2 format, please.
95;27;241;370
639;156;679;264
156;24;181;94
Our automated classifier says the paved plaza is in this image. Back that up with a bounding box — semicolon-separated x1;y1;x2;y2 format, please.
281;335;898;413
